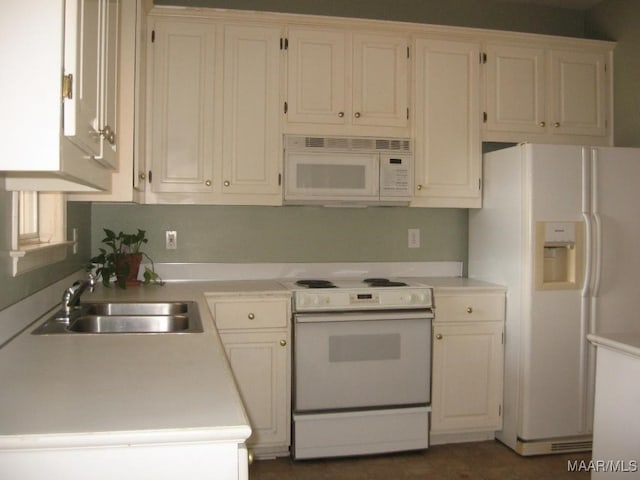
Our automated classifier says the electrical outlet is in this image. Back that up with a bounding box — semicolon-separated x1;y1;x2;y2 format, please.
165;230;177;250
408;228;420;248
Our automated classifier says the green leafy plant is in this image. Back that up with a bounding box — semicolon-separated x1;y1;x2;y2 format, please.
89;228;163;288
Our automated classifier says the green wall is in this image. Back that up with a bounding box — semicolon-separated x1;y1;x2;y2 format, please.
586;0;640;147
91;204;467;264
154;0;587;37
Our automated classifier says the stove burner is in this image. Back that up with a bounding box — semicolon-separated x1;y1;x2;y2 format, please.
296;279;337;289
363;278;409;287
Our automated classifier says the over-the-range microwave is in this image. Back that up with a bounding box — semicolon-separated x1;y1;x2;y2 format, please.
283;135;413;206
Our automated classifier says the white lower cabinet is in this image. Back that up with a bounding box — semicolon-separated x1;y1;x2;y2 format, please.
431;290;505;442
208;295;291;458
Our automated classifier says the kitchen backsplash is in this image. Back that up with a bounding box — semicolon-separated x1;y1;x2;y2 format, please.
91;204;468;266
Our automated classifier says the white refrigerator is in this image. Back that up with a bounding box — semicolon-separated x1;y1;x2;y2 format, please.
469;143;640;455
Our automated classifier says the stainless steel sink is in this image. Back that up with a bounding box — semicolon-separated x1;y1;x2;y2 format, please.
32;301;204;335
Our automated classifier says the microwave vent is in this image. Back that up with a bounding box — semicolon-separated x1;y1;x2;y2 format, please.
285;135;411;153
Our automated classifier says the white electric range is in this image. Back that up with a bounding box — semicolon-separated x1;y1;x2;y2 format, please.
281;276;434;460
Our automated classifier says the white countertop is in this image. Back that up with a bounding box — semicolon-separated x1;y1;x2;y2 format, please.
587;333;640;359
417;276;506;292
0;280;285;451
0;267;501;452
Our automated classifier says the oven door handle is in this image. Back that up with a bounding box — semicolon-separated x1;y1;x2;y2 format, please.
295;310;433;323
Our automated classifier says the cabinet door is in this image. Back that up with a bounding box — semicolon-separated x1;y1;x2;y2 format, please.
484;44;546;134
94;0;119;168
149;19;216;193
286;28;347;125
431;321;503;433
222;25;282;201
549;49;608;137
352;33;408;128
220;331;290;450
413;39;481;208
63;0;103;158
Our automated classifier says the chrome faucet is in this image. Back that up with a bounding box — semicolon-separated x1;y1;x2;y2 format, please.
62;273;96;317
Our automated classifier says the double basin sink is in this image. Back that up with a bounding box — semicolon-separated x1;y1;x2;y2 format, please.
32;301;204;335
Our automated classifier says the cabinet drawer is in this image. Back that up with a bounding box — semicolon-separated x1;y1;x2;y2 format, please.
212;298;289;330
435;294;505;322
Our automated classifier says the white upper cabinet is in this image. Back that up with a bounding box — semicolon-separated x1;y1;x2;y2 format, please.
285;28;347;126
352;33;409;128
70;0;147;203
1;0;119;191
96;0;120;168
285;27;409;136
221;24;283;202
412;39;481;208
483;41;612;145
146;16;283;205
63;0;103;159
549;49;608;137
148;18;217;195
484;44;546;135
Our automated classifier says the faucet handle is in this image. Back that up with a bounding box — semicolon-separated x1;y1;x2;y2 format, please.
88;272;96;291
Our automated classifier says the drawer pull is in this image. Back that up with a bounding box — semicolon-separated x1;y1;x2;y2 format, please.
280;339;287;347
467;307;473;314
248;313;255;320
435;333;443;340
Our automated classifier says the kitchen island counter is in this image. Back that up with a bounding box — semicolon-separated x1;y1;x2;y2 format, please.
0;279;286;479
587;332;640;478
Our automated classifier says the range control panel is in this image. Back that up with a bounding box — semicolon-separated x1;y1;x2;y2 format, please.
294;288;432;312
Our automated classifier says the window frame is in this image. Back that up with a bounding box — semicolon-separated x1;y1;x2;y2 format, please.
9;191;74;276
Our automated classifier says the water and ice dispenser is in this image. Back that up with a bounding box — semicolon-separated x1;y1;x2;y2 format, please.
535;222;584;289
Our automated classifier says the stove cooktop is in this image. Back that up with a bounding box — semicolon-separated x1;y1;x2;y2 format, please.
281;277;433;311
289;277;421;289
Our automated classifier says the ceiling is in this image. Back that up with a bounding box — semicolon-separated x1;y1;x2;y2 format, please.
497;0;603;9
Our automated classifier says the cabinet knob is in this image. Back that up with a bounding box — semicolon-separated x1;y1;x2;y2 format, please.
248;449;254;465
538;121;546;127
248;313;255;320
280;339;287;347
467;307;473;314
138;172;146;181
417;184;423;191
338;111;344;118
100;125;116;145
435;333;443;340
223;180;230;187
205;180;212;186
554;122;561;128
354;112;361;118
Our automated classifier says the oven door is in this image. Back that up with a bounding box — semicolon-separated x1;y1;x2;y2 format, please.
294;311;432;412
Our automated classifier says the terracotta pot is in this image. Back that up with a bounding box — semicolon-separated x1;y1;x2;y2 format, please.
115;253;143;286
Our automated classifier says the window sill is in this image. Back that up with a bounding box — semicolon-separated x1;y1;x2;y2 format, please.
9;241;75;277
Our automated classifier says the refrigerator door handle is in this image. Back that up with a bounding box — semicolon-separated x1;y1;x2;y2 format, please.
591;147;603;299
581;147;592;298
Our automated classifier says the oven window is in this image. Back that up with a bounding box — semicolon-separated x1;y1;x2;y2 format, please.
329;334;401;362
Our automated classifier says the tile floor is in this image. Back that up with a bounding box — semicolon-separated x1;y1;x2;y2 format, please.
249;441;592;480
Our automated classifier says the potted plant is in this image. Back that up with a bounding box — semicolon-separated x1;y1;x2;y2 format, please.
89;228;163;288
